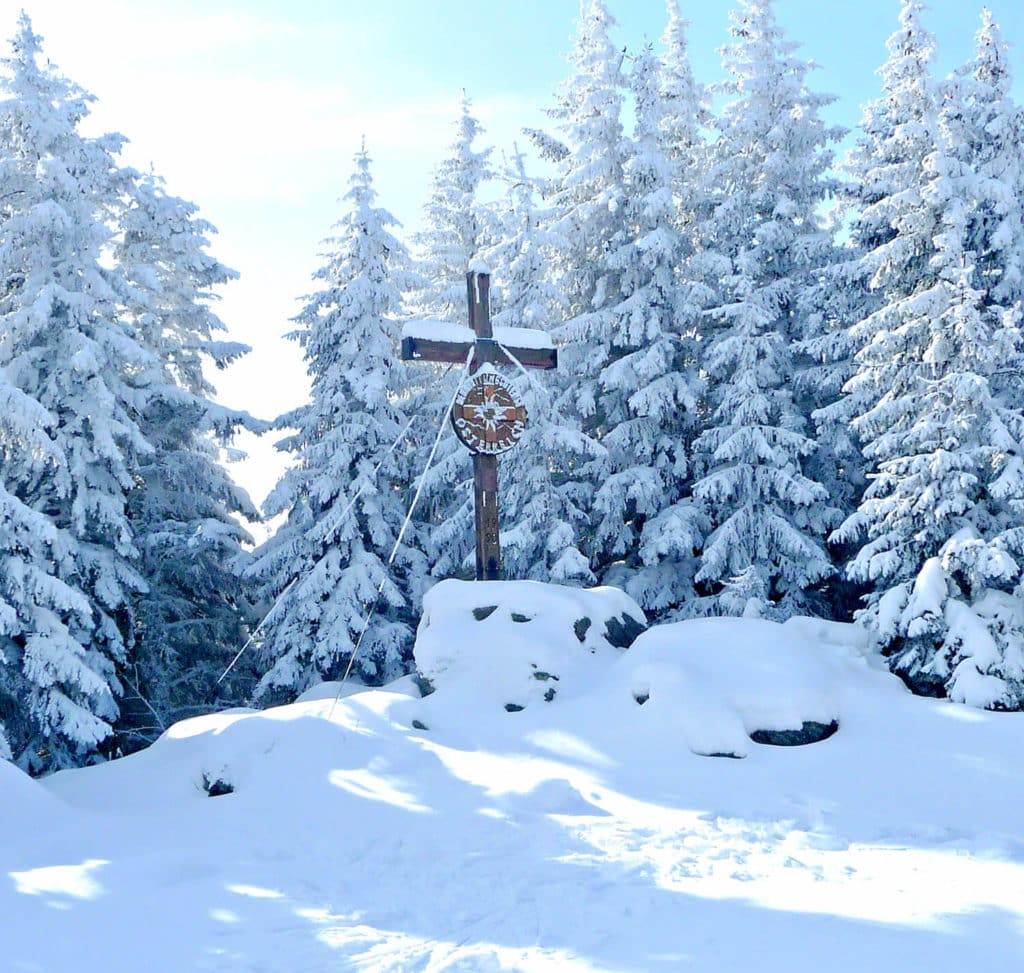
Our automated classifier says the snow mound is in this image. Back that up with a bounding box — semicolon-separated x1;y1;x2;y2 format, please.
8;591;1024;972
295;673;423;704
294;680;369;703
0;760;66;833
44;692;408;813
616;616;877;758
414;579;646;712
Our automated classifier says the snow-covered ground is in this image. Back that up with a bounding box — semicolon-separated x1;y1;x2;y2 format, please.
4;580;1024;971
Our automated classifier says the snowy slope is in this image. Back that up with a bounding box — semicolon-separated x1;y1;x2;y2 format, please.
3;581;1024;972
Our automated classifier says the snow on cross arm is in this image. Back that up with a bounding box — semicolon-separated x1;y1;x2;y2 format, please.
401;319;555;351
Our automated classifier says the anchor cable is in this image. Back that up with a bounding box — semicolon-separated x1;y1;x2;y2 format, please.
327;345;476;719
496;337;585;551
216;403;428;689
496;339;553;403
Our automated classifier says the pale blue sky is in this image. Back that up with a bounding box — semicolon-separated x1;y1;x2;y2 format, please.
3;1;1021;508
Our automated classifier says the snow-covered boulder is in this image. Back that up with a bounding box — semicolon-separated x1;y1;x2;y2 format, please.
414;579;646;712
616;616;872;758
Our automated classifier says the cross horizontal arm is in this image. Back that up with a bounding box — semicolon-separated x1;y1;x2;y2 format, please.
401;335;558;370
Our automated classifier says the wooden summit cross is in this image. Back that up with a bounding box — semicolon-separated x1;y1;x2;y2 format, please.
401;267;558;581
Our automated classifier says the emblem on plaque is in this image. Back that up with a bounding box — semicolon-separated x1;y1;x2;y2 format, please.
451;371;528;455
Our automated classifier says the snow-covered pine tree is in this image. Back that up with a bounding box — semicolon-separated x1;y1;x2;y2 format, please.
829;0;945;652
949;9;1024;312
523;0;629;585
482;146;597;584
537;0;628;413
821;0;940;445
114;171;265;742
585;44;705;615
409;95;494;579
797;171;872;620
804;2;945;624
249;144;423;698
413;91;494;323
0;378;98;767
689;0;840;619
0;15;153;769
658;0;712;230
796;247;873;584
836;9;1024;708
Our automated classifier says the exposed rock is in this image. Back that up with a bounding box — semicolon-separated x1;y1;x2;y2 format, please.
201;772;234;797
604;612;647;649
411;674;435;698
573;617;592;643
472;605;498;621
511;612;533;623
750;720;839;747
504;703;524;713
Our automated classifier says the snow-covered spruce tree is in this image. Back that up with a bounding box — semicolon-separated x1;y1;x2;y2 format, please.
525;0;629;580
536;0;627;394
413;91;494;323
948;10;1024;312
114;171;265;742
409;95;494;580
0;378;97;766
249;145;423;699
835;10;1024;708
658;0;712;230
688;0;841;619
0;15;153;769
796;246;874;585
829;0;944;657
804;1;943;623
817;0;939;447
583;44;706;616
796;186;873;622
481;146;597;584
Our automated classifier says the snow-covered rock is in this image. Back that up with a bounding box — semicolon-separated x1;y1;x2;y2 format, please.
614;616;872;758
414;579;646;711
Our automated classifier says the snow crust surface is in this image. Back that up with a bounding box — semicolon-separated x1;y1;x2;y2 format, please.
3;581;1024;971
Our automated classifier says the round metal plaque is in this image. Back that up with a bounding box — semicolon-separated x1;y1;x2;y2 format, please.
451;372;528;455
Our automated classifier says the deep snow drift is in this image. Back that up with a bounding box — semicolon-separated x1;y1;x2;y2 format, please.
3;580;1024;971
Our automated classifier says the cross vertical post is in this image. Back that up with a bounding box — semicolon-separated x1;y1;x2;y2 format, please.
400;266;557;583
467;272;501;580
